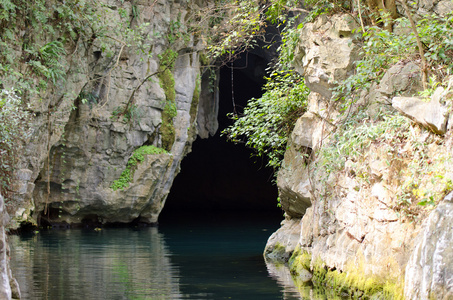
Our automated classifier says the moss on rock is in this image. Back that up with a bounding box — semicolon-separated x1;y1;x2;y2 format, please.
111;146;168;191
158;49;178;152
288;249;405;300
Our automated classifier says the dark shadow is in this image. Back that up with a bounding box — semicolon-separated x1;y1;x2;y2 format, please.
161;52;281;219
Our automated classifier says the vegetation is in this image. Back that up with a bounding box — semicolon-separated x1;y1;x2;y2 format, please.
315;107;451;219
158;49;178;152
223;70;309;169
223;20;309;169
333;13;453;109
111;146;168;191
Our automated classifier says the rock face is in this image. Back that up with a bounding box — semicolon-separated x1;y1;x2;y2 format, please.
293;14;360;99
405;192;453;299
266;11;453;299
7;0;213;227
0;194;20;300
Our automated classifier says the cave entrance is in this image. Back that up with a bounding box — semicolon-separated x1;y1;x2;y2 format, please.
160;52;281;220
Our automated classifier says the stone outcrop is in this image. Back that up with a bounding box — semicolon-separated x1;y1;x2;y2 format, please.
7;0;214;227
264;218;301;262
293;14;360;99
392;90;449;135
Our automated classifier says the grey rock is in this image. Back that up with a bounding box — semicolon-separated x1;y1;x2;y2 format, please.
8;0;202;227
264;218;302;262
434;0;453;17
197;68;219;139
0;194;18;300
290;112;318;149
378;62;423;97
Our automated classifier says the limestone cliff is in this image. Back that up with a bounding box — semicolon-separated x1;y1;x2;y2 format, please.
7;0;215;228
265;10;453;299
0;194;20;300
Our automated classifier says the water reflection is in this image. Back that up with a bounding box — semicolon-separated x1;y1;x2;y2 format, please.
9;228;183;300
265;261;304;299
9;213;305;299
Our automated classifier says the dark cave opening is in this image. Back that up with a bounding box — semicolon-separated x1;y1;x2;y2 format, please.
160;52;282;219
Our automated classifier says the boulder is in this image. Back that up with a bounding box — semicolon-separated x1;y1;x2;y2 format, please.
377;62;423;97
434;0;453;17
264;218;302;262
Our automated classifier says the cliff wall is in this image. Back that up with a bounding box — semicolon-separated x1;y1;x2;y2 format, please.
5;0;215;228
265;9;453;299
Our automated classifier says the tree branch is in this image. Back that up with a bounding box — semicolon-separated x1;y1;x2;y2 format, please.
397;0;428;89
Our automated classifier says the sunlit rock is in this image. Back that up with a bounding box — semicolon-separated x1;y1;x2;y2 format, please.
264;218;301;262
392;94;448;135
405;192;453;299
294;14;360;99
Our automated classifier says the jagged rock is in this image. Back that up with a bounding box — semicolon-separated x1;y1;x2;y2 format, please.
264;218;301;262
294;14;360;99
392;95;448;134
197;69;219;139
276;103;337;219
290;112;317;149
377;62;423;97
277;154;311;218
405;0;453;18
268;14;427;293
405;192;453;299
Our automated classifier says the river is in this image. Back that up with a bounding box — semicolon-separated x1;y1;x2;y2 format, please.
9;211;304;299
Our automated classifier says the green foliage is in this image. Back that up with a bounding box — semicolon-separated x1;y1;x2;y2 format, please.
319;111;411;178
0;89;32;199
168;15;190;45
334;14;453;107
34;40;67;85
223;70;309;169
158;49;178;70
223;23;309;169
0;0;104;94
111;146;168;191
111;104;141;123
417;12;453;76
188;0;304;62
317;106;450;219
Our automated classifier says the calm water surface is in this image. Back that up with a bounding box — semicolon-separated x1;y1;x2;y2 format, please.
9;212;304;300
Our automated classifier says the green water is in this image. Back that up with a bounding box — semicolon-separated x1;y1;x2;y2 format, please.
9;212;303;299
